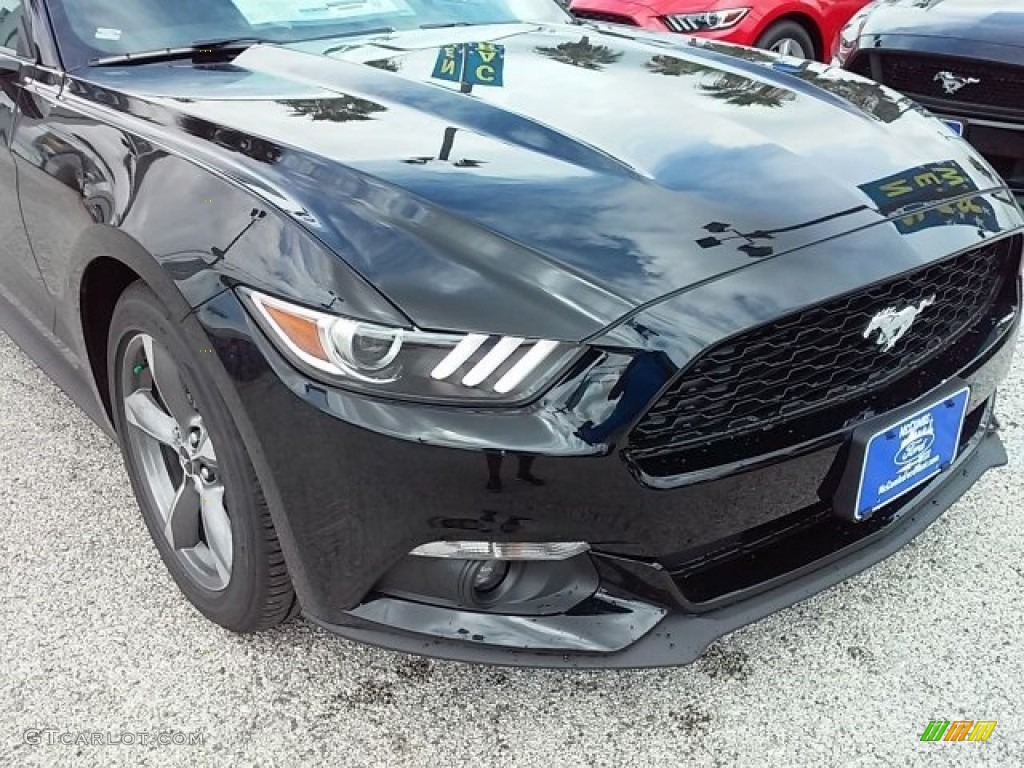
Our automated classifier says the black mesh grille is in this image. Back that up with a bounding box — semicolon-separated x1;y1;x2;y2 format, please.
846;54;871;79
629;243;1011;470
572;10;638;26
876;54;1023;115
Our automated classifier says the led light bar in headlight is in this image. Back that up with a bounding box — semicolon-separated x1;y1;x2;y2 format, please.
493;340;562;393
410;541;590;560
240;288;576;403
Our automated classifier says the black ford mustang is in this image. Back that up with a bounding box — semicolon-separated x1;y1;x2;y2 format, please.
835;0;1024;196
0;0;1021;668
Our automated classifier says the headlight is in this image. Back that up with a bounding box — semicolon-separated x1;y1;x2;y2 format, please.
240;288;576;403
833;2;878;65
662;7;750;33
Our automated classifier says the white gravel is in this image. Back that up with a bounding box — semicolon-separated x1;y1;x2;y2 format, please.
1;328;1022;768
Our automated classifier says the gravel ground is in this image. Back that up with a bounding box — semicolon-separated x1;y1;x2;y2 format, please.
1;327;1022;768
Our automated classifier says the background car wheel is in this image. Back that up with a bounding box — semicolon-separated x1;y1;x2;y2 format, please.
108;282;298;632
756;21;817;60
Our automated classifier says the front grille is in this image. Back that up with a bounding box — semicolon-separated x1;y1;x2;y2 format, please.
874;54;1024;115
629;241;1014;474
571;10;638;26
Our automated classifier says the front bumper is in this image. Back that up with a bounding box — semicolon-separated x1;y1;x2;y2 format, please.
192;223;1022;667
312;424;1007;667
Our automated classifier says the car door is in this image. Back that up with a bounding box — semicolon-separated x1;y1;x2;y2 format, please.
0;0;53;329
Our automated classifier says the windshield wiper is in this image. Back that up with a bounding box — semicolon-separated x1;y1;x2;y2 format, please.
89;37;272;67
314;25;396;40
419;22;473;29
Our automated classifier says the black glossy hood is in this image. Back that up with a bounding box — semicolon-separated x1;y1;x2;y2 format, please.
862;0;1024;49
80;24;1008;337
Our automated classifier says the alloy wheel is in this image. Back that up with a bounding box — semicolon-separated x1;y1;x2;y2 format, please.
770;38;809;58
120;333;233;591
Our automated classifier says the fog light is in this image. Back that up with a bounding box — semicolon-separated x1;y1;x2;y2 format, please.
409;541;589;560
469;560;510;593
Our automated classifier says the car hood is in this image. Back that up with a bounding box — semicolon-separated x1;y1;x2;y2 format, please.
862;0;1024;49
80;24;1007;338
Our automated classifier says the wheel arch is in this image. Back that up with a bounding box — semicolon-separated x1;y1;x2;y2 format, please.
67;225;225;424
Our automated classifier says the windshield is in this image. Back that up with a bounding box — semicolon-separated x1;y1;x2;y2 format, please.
47;0;570;69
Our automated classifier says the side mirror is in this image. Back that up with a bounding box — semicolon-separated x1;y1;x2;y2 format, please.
0;57;45;121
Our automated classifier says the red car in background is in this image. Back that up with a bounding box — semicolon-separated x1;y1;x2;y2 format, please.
568;0;871;62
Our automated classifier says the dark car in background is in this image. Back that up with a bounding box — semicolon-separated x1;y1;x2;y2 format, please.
1;0;1022;667
836;0;1024;196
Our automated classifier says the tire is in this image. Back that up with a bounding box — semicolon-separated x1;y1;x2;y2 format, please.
108;281;298;632
755;21;817;61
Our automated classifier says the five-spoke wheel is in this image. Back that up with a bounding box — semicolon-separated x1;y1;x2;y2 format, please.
121;333;233;590
756;21;816;62
108;282;297;631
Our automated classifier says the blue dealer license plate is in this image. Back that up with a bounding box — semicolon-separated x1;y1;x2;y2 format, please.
854;387;970;519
